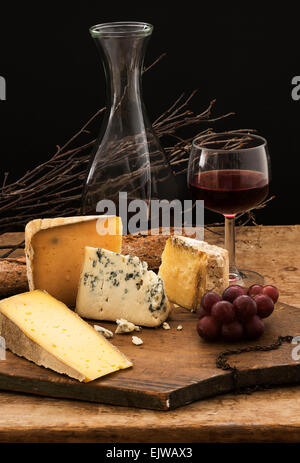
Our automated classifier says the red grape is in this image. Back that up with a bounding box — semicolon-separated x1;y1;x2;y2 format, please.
201;292;221;314
244;315;264;340
262;285;279;303
233;295;257;322
247;284;263;297
221;320;244;342
197;316;220;341
197;305;207;319
222;285;247;303
211;300;235;324
253;294;274;319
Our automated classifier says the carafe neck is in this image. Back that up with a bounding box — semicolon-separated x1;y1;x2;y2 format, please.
91;24;152;114
107;38;146;110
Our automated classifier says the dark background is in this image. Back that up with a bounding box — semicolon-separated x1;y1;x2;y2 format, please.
1;3;299;225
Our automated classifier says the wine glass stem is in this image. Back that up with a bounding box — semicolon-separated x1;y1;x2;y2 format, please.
224;215;239;281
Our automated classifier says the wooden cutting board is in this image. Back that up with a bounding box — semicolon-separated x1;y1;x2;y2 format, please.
0;302;299;410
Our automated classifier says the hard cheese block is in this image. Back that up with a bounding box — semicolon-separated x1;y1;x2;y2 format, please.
76;247;171;327
158;236;229;311
0;290;132;382
25;216;122;307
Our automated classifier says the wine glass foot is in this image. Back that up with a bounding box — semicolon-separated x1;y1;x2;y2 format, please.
229;269;264;288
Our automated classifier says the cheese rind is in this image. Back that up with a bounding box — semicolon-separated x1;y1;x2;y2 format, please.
158;235;229;311
76;247;171;327
0;290;132;382
25;216;122;307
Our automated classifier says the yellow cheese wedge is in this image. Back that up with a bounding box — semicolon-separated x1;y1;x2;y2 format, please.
159;236;229;311
159;236;207;311
25;216;122;307
0;290;132;382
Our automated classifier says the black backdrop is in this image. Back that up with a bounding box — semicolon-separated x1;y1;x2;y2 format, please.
1;3;300;225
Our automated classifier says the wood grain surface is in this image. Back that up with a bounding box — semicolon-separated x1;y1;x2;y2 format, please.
0;302;299;411
0;225;299;442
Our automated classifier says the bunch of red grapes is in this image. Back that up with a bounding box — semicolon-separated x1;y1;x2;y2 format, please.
197;284;279;342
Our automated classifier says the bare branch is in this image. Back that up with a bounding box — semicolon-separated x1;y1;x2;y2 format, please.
0;53;269;240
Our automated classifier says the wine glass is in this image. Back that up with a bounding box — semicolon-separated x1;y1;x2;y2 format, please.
187;131;270;286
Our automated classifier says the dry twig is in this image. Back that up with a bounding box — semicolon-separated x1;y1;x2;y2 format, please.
0;54;272;238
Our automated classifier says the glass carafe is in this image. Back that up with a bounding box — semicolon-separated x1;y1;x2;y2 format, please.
82;21;179;224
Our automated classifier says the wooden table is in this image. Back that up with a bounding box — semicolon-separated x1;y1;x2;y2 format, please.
0;225;300;443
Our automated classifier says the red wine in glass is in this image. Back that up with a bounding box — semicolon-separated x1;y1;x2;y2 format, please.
187;132;271;286
189;169;269;215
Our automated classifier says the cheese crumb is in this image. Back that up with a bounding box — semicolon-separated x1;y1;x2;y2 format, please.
115;318;141;334
162;322;171;330
177;325;183;331
132;336;143;346
94;325;114;339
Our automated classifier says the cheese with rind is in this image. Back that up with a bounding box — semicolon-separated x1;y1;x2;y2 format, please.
25;216;122;307
0;290;132;382
158;235;229;311
76;247;171;327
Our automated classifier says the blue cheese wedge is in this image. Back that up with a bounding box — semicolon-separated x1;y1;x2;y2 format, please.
75;247;171;327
